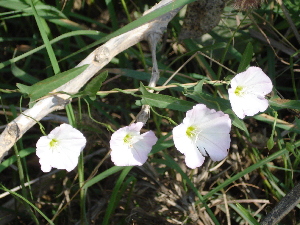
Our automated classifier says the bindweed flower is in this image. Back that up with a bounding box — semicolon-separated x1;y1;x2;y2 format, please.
36;123;86;172
228;66;273;119
110;122;158;166
172;104;231;169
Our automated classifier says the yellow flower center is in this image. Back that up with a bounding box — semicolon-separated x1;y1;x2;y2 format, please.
123;134;133;144
186;126;197;138
234;86;244;96
49;138;59;148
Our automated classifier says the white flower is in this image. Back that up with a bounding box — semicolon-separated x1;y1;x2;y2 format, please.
36;124;86;172
228;66;273;119
110;122;158;166
172;104;231;169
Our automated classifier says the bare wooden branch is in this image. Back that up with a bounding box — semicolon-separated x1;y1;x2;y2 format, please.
0;0;183;160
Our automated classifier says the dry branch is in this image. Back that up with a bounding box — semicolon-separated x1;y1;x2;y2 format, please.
0;0;183;160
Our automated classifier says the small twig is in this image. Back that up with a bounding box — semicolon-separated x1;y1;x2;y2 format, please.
162;51;200;86
222;190;231;225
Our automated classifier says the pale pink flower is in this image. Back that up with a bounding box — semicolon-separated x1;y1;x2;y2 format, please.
36;124;86;172
173;104;231;169
110;122;158;166
228;66;273;119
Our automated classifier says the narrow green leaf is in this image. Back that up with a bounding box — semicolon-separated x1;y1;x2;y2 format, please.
139;83;194;111
76;71;108;100
105;0;118;30
0;148;35;173
237;42;253;73
0;0;29;10
11;62;39;84
102;167;132;225
30;0;60;74
193;79;205;93
25;5;67;19
233;203;260;225
254;114;300;133
267;111;277;150
269;97;300;111
16;65;88;103
17;83;31;97
83;166;124;189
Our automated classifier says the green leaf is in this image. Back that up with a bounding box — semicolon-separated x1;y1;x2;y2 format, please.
11;62;39;84
193;79;206;93
233;203;260;225
83;166;125;189
16;65;88;104
0;148;35;173
30;0;60;74
267;111;277;150
269;97;300;111
139;83;194;112
237;42;253;73
102;167;133;225
0;0;30;10
76;70;108;100
254;114;300;134
17;83;31;97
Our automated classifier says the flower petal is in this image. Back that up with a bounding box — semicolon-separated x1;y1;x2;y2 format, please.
184;104;220;125
36;124;86;172
196;132;230;161
200;113;231;133
110;123;158;166
231;67;266;85
173;123;206;168
110;144;138;166
128;122;144;132
184;145;206;169
172;123;192;154
229;86;270;119
141;130;158;150
50;146;83;171
173;104;231;168
229;66;273;119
